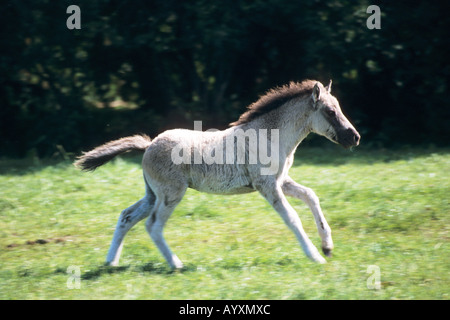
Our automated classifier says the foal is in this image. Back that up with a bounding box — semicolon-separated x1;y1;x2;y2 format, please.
75;80;360;268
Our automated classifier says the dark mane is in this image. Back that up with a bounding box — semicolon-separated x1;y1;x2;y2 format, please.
230;80;316;126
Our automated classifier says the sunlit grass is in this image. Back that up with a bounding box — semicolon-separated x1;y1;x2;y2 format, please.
0;147;448;299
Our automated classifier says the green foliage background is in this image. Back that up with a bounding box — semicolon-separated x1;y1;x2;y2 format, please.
1;0;449;157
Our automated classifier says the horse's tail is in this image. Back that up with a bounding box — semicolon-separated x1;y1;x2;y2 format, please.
74;134;152;171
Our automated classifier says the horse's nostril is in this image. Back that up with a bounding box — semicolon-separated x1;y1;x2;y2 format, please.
346;128;360;145
354;133;360;144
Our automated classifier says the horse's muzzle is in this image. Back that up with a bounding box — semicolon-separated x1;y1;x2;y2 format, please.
338;128;360;148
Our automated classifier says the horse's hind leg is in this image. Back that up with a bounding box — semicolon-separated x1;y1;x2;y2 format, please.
145;186;187;269
281;177;333;257
105;193;155;266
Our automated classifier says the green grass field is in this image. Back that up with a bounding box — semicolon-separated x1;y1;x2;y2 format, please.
0;147;448;299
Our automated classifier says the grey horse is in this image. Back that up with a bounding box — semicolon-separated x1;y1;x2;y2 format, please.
75;80;360;268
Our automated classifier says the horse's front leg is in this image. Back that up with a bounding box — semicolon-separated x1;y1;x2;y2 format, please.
281;177;333;257
256;180;326;264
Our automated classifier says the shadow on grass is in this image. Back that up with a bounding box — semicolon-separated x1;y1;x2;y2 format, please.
55;262;197;281
138;262;197;274
81;266;131;280
53;265;132;281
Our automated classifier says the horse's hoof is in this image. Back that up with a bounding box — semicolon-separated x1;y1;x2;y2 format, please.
316;256;327;264
322;247;332;257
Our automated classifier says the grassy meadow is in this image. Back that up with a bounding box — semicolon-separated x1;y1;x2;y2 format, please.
0;147;448;299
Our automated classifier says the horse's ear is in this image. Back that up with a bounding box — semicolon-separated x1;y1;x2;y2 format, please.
312;83;321;104
326;79;332;93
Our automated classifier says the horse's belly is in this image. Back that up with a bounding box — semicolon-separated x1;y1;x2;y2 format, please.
190;183;255;195
188;169;255;195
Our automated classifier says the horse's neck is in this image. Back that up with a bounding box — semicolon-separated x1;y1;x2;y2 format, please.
254;99;312;158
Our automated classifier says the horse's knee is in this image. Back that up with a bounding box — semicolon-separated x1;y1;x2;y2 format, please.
281;180;318;203
280;180;295;194
120;200;152;228
303;187;320;207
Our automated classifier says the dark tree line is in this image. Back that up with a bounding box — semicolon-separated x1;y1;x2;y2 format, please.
1;0;449;157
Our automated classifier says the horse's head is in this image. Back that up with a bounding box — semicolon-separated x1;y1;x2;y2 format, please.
309;80;360;149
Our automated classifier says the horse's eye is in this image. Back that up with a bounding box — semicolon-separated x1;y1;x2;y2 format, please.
326;108;336;117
